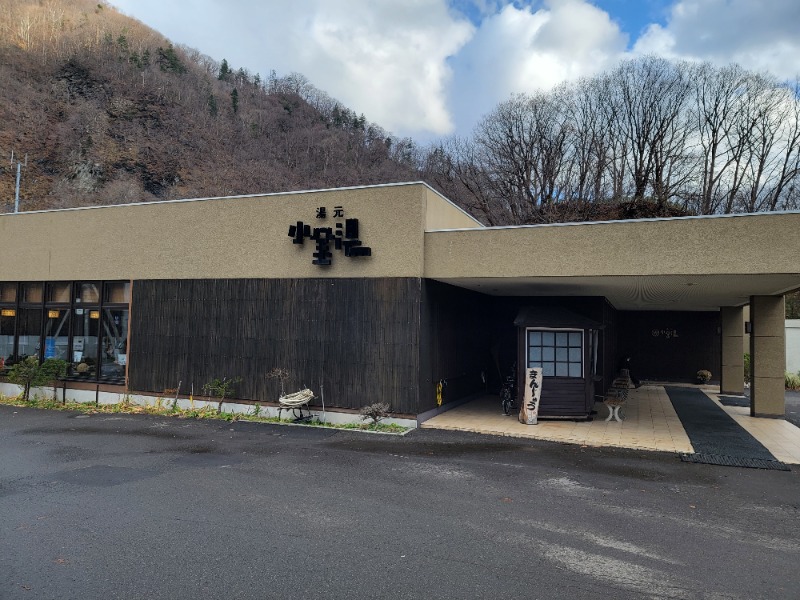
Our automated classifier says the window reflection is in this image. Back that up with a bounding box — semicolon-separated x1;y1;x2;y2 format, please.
18;308;43;360
0;280;130;382
77;282;101;304
0;311;14;369
72;307;98;377
100;308;128;381
44;309;71;361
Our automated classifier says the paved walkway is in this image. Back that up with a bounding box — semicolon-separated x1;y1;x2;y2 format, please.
421;384;800;464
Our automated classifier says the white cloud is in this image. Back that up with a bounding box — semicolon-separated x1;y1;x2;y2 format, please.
110;1;800;141
634;0;800;80
447;0;628;135
111;0;473;137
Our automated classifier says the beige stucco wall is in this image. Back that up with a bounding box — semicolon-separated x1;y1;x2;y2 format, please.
0;183;434;281
424;187;483;231
424;213;800;279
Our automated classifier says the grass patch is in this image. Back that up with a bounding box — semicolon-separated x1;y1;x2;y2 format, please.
0;394;409;433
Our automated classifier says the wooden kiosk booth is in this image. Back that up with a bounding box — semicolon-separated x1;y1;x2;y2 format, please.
515;306;604;419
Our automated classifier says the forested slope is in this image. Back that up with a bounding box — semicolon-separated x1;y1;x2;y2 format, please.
0;0;417;211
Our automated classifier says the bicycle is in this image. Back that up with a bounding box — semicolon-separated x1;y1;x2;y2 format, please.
500;366;517;416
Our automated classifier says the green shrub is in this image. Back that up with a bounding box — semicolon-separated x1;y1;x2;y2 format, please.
786;371;800;391
202;376;242;413
743;353;751;384
7;357;50;401
41;358;69;401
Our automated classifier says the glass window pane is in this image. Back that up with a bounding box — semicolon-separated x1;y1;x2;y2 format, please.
44;309;71;361
528;331;541;346
542;331;554;346
555;332;568;346
21;283;43;304
542;347;554;361
555;347;568;361
569;363;582;377
18;308;42;359
47;282;71;304
529;347;542;361
569;332;582;346
100;308;128;381
77;282;101;305
569;347;582;362
542;362;555;377
556;362;569;376
528;359;541;369
104;282;131;304
0;313;15;368
0;283;17;303
72;307;99;377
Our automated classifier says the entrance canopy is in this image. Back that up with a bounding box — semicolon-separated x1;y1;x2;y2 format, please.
424;211;800;311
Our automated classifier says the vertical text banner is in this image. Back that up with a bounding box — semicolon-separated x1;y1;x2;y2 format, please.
520;368;543;425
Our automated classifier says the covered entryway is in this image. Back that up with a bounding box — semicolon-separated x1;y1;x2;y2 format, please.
421;384;800;465
423;211;800;418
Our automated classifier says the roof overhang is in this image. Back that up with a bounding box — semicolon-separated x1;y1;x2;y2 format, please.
424;212;800;311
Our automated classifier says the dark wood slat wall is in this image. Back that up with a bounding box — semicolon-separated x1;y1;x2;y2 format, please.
129;278;422;414
536;380;590;416
418;280;491;411
617;310;721;382
600;300;619;396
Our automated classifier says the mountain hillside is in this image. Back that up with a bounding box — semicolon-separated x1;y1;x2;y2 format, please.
0;0;418;211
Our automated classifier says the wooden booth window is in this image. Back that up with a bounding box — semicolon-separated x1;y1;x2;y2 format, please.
527;328;583;378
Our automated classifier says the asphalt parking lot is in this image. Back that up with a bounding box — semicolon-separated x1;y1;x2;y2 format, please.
785;390;800;427
2;405;799;599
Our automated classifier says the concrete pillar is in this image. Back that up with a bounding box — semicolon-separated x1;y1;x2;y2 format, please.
720;306;744;395
749;295;786;418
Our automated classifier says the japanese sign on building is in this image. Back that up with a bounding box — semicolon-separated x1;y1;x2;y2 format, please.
288;205;372;266
651;328;679;339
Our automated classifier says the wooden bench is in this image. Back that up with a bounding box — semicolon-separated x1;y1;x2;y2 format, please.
603;371;632;423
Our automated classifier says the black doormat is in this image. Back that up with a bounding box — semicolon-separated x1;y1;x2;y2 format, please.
717;395;750;408
665;387;790;471
680;453;790;471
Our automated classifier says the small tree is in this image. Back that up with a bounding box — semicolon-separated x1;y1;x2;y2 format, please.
7;357;49;401
207;93;218;117
231;88;239;114
266;367;291;397
203;377;242;413
359;402;391;426
218;58;230;80
41;358;69;401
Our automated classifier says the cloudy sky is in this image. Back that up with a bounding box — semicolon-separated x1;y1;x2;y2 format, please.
109;0;800;142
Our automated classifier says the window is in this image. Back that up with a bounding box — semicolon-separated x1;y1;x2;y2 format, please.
47;282;71;303
77;282;101;304
44;308;71;361
18;308;43;361
99;307;128;381
72;306;99;378
0;280;131;383
0;283;16;369
0;309;14;369
527;328;583;378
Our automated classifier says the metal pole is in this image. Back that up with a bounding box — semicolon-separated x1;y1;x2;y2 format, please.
14;162;21;213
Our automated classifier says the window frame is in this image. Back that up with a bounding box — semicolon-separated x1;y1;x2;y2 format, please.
526;327;584;379
0;280;131;384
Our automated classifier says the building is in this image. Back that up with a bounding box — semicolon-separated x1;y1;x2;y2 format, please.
0;182;797;423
